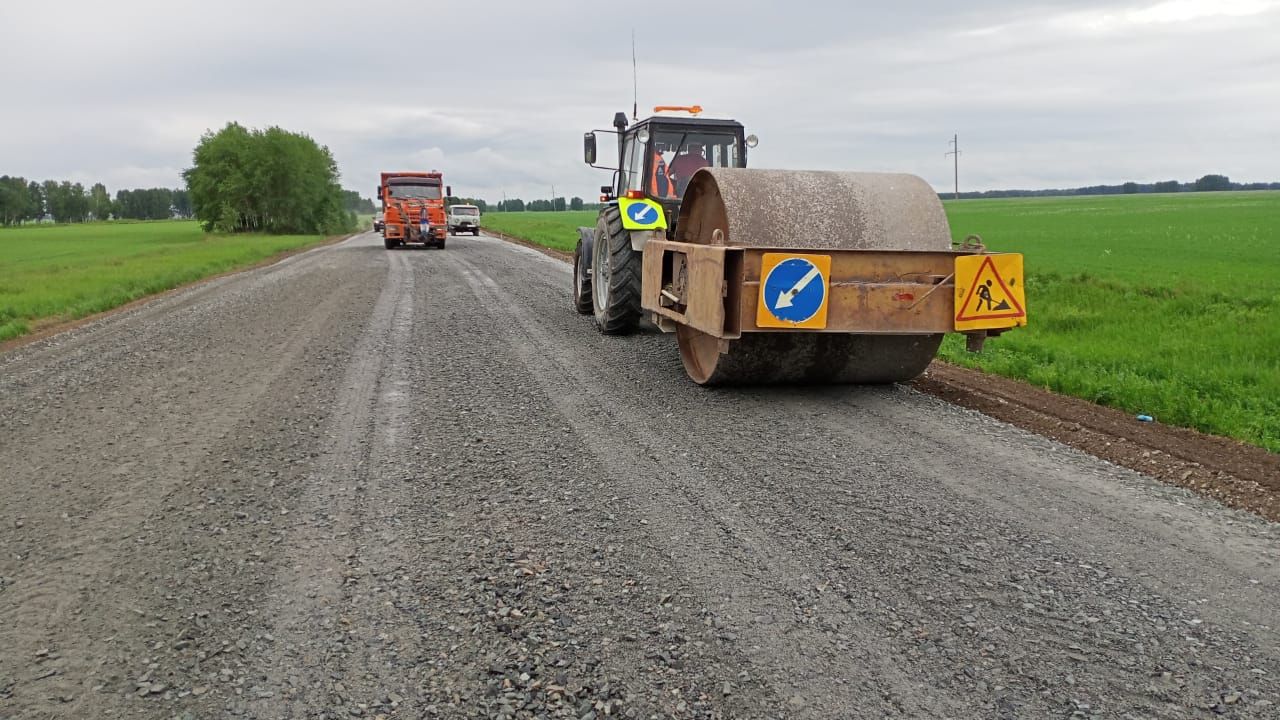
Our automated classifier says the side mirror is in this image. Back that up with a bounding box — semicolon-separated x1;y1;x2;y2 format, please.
584;132;598;165
446;185;453;198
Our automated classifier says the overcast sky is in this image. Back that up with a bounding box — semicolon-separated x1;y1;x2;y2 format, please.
2;0;1277;202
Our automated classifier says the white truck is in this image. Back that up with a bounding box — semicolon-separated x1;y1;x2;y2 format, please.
447;205;481;236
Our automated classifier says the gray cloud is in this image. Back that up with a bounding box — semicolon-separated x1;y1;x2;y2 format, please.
2;0;1277;200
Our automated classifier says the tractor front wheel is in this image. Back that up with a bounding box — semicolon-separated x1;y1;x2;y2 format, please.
590;206;641;334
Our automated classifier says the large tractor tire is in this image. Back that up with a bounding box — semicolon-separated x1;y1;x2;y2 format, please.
590;206;641;334
572;232;593;315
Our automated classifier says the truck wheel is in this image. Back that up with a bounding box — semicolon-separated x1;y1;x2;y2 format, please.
472;229;480;236
438;237;446;249
384;236;396;250
590;206;640;334
572;236;593;315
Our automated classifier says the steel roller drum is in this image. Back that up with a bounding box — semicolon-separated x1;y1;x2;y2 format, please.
674;168;950;385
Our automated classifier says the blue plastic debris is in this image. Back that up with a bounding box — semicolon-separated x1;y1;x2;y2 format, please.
1136;414;1154;422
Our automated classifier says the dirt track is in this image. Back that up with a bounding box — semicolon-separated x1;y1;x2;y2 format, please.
1;232;1277;719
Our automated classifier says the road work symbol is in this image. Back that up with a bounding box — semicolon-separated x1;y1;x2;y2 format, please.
954;254;1027;331
975;281;1010;312
757;253;832;329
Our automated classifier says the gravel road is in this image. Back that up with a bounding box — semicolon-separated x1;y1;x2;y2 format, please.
1;232;1276;719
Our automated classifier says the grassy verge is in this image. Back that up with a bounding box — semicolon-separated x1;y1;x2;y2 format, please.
0;220;337;342
485;212;596;252
942;191;1279;452
481;193;1280;452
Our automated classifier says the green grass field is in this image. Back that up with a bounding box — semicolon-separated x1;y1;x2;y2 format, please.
485;212;596;252
0;221;334;342
483;192;1280;452
941;192;1279;452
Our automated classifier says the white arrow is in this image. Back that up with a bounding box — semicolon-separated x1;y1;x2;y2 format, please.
633;205;655;223
775;266;822;309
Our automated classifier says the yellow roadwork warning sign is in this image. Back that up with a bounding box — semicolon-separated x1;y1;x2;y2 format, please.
954;254;1027;331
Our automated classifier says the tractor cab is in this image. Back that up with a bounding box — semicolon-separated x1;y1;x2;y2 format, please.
584;106;758;229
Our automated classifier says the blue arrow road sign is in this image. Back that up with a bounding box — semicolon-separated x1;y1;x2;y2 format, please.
626;202;657;225
763;257;826;323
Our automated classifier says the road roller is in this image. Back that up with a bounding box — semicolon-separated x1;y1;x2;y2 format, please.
575;106;1027;385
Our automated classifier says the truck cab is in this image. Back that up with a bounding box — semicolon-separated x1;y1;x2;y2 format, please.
379;171;450;249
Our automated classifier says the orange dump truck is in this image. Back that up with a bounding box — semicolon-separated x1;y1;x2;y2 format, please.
379;171;451;249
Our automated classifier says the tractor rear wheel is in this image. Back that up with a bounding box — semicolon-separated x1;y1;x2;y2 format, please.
572;236;593;314
590;206;641;334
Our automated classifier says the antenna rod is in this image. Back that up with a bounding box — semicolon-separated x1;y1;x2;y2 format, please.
632;30;638;120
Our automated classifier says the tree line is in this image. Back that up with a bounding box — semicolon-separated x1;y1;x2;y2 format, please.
444;197;490;211
488;197;601;213
184;122;354;234
0;175;193;225
342;190;376;215
945;174;1280;200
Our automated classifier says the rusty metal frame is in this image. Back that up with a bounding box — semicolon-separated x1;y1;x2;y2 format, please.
643;239;988;339
642;240;743;338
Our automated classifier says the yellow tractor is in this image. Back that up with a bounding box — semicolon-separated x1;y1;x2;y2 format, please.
576;106;1026;384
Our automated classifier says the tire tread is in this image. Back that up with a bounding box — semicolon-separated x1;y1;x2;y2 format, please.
593;207;641;334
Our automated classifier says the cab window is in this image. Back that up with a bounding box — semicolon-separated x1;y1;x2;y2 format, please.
622;134;646;194
388;183;442;200
652;129;743;196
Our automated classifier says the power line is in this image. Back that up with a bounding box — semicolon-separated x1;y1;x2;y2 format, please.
945;134;961;200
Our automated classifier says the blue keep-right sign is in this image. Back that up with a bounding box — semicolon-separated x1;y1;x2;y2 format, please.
618;198;666;230
757;254;832;328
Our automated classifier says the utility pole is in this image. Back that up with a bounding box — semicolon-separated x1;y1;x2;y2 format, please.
551;185;556;211
945;134;961;200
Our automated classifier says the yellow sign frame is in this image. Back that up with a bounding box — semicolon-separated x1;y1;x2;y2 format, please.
954;253;1027;331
